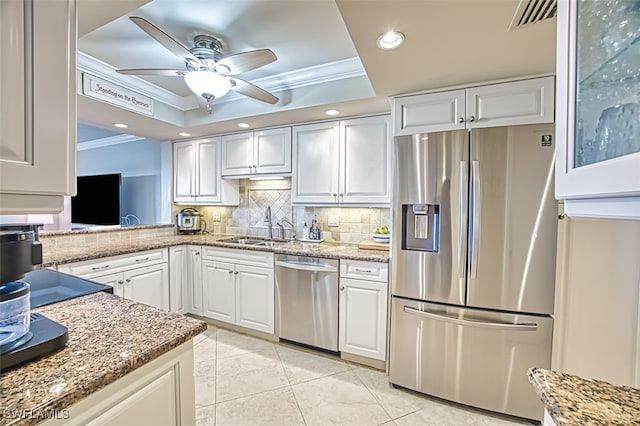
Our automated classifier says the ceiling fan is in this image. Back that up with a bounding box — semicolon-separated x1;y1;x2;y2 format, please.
116;17;279;114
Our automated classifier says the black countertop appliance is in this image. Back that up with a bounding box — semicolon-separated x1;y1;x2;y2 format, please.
0;224;112;372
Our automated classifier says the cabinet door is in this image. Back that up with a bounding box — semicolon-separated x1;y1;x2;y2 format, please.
221;132;253;176
393;89;466;135
195;138;221;202
254;128;292;174
235;264;274;334
173;142;196;203
169;246;187;314
202;260;235;323
340;116;391;204
124;264;170;311
466;77;554;129
86;368;180;426
188;246;203;316
292;122;340;203
90;272;125;298
339;278;388;361
555;0;640;218
0;0;76;212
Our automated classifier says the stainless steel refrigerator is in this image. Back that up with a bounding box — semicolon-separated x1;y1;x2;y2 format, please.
389;124;557;421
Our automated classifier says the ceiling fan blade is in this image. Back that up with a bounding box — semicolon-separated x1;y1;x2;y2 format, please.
229;77;278;104
217;49;277;75
129;16;200;64
116;68;187;76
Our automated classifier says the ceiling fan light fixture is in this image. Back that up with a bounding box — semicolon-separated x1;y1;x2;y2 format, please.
184;71;231;99
377;31;405;50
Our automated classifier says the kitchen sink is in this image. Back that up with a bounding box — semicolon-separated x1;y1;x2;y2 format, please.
218;237;266;245
255;241;277;247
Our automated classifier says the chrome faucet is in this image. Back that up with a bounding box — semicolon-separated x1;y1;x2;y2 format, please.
264;206;272;240
277;218;296;241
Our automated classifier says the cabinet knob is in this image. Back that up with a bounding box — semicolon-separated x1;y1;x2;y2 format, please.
228;270;233;274
125;278;131;283
468;115;476;122
195;251;200;255
117;280;124;285
339;193;344;202
234;271;239;275
340;286;345;291
458;117;465;124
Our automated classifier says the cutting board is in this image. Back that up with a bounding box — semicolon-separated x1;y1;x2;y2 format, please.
357;240;390;251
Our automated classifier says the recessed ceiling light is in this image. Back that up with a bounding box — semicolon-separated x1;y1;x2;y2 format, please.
325;109;340;116
377;31;405;50
113;123;128;129
178;132;191;137
238;122;251;128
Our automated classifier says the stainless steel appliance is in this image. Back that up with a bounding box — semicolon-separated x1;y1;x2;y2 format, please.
176;208;205;234
275;254;339;351
389;125;557;421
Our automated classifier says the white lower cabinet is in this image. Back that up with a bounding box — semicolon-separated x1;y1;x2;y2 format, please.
339;260;388;361
169;246;188;314
187;245;203;316
58;249;170;312
202;247;274;334
42;341;195;426
169;245;202;315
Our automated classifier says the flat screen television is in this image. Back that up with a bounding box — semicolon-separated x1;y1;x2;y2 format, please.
71;173;122;226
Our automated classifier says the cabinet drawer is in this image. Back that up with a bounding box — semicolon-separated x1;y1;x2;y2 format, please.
203;246;274;268
340;260;388;282
58;249;167;276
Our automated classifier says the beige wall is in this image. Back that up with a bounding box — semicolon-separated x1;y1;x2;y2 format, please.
552;214;640;387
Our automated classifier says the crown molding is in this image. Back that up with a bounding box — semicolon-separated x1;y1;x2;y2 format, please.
77;52;366;110
77;133;145;151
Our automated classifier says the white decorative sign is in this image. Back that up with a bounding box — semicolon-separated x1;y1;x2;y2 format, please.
82;73;154;116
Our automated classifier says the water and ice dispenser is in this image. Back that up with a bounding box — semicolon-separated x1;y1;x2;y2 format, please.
401;204;439;252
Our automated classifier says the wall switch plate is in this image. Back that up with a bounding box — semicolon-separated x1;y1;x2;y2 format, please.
212;212;221;222
328;215;339;227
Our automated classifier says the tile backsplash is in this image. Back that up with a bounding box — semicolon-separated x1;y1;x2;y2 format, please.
173;178;390;243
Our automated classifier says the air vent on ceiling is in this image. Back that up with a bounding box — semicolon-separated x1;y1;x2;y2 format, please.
509;0;557;31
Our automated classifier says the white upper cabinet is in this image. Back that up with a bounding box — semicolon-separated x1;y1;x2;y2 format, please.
221;127;292;177
393;76;555;136
340;116;392;204
173;138;239;205
555;0;640;220
292;122;340;204
292;115;391;205
0;0;76;213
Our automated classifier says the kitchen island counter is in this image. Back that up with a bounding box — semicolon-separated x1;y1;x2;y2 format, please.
0;292;206;426
41;233;390;267
528;367;640;426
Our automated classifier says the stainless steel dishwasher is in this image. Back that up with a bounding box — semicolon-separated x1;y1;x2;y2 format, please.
275;254;339;351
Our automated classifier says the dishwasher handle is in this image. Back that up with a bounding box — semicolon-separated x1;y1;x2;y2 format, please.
275;259;337;273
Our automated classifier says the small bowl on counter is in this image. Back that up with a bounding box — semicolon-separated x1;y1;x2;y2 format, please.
371;233;390;243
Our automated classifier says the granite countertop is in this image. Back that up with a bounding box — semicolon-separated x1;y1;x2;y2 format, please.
528;368;640;425
0;292;207;426
42;233;390;267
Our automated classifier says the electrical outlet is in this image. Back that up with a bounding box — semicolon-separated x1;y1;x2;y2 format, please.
212;212;221;222
328;214;339;227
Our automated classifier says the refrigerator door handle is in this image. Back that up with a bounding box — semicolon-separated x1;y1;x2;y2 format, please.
458;161;468;278
470;160;481;279
403;306;538;331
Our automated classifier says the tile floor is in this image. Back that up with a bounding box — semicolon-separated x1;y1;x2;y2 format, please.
193;326;535;425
